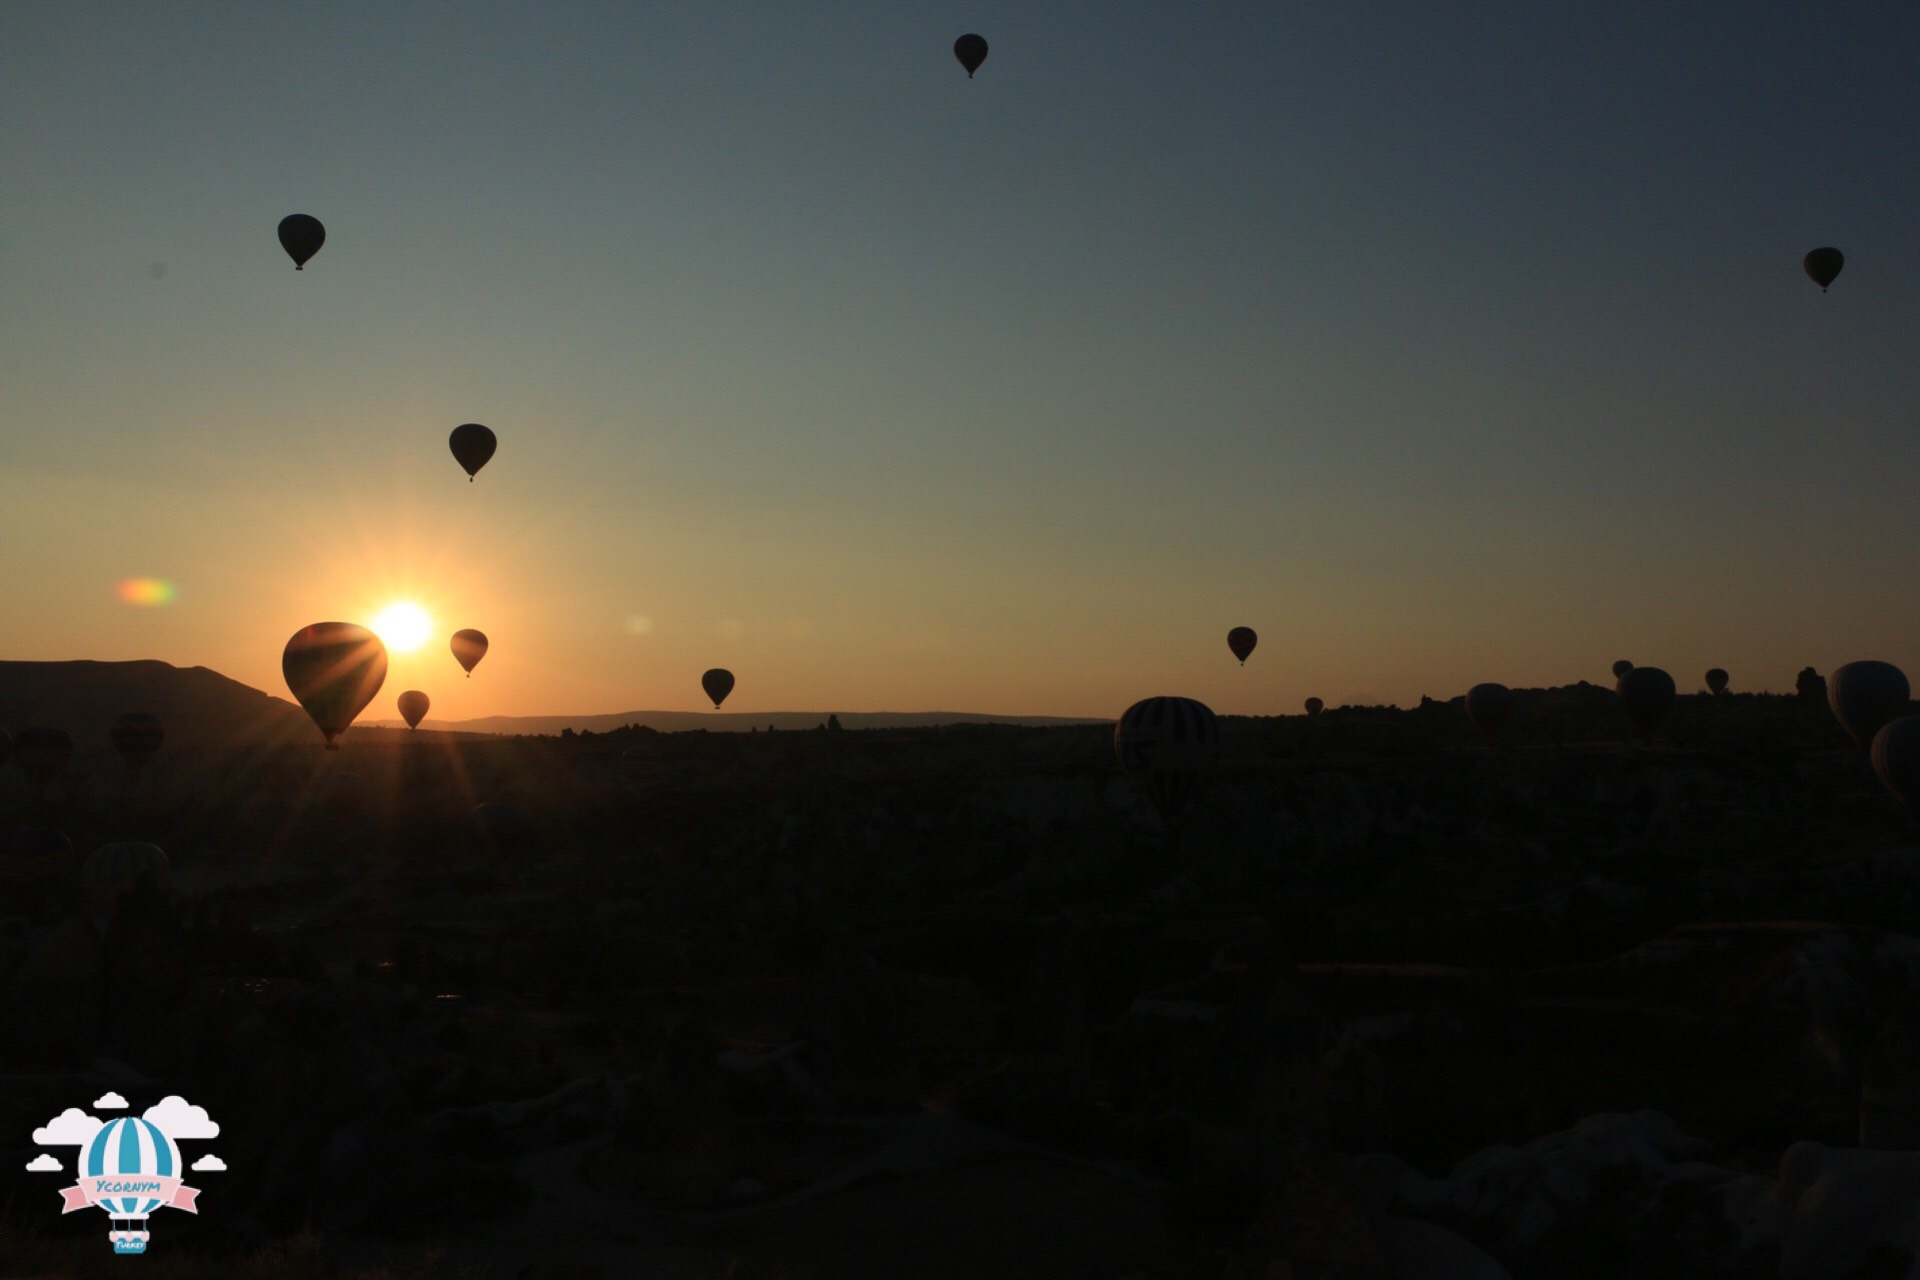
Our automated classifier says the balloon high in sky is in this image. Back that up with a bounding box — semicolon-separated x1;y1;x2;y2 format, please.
451;630;489;677
1227;627;1257;666
449;424;497;482
954;34;987;78
277;214;325;269
1804;247;1843;292
702;668;735;709
6;9;1920;719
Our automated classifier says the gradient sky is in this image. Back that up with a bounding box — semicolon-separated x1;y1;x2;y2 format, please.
5;4;1919;720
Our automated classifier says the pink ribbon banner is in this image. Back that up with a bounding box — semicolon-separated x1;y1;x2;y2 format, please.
60;1176;199;1214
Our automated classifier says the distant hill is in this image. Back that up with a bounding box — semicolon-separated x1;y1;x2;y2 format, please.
0;660;321;747
363;709;1115;736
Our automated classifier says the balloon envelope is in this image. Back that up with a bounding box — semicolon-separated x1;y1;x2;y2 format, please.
111;712;164;771
1465;683;1513;737
1227;627;1257;665
1705;668;1730;696
1614;667;1676;737
954;33;988;77
1829;661;1910;750
278;214;325;269
13;727;73;791
84;841;170;900
282;623;389;748
1115;696;1219;826
702;668;735;709
451;629;489;675
1872;717;1920;809
449;424;496;481
398;690;430;729
1304;698;1324;716
1612;659;1634;679
1804;247;1843;290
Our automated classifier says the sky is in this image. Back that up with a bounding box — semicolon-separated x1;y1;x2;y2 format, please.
4;4;1920;721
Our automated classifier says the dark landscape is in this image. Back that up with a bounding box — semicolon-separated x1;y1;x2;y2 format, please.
5;660;1920;1278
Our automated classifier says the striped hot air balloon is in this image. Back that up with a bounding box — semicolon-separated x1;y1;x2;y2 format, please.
1114;696;1220;828
84;1116;181;1245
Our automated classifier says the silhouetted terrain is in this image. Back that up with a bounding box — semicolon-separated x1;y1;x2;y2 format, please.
0;661;317;748
365;709;1115;735
5;680;1920;1278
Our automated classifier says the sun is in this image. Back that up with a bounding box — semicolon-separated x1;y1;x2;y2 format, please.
369;602;434;653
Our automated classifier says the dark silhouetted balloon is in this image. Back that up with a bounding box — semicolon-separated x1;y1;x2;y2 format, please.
1305;697;1324;716
398;690;430;730
1804;247;1844;292
954;33;988;77
1706;668;1729;696
702;668;735;709
1872;718;1920;810
283;623;389;749
1115;696;1219;826
1227;627;1257;665
14;727;73;793
449;424;496;482
1612;659;1634;679
1829;661;1910;750
111;712;164;772
451;629;488;676
1615;666;1676;738
1465;683;1514;738
84;841;170;902
278;214;325;270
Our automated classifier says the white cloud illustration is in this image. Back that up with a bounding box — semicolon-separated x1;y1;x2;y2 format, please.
26;1154;62;1172
92;1091;129;1110
190;1154;226;1172
33;1108;103;1146
144;1095;218;1140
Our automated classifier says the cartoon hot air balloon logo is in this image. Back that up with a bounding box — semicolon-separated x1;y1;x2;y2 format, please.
63;1117;200;1254
451;629;489;677
1227;627;1257;666
282;623;388;750
449;424;497;482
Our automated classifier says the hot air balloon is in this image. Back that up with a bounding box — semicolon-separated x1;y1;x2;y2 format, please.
1115;696;1219;828
451;629;488;676
81;1115;184;1254
111;713;164;772
1615;666;1676;738
277;214;325;270
1227;627;1257;665
1303;698;1325;717
449;424;496;482
14;727;73;795
954;33;988;77
1611;659;1634;679
702;668;735;709
1465;683;1513;739
282;623;388;749
1830;661;1910;750
397;690;430;729
1705;668;1730;696
1804;247;1843;292
84;841;170;906
1872;717;1920;810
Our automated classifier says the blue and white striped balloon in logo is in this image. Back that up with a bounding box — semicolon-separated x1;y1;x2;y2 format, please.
84;1117;180;1220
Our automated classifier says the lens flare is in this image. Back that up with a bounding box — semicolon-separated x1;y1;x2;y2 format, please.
116;578;177;606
